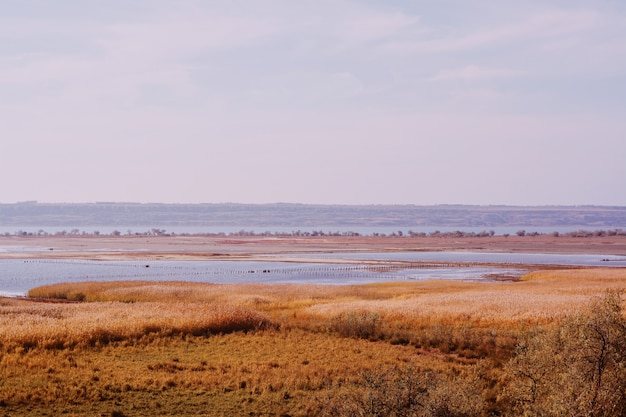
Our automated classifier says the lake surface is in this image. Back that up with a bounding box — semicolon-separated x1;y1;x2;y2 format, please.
1;251;624;297
0;258;522;296
269;251;626;267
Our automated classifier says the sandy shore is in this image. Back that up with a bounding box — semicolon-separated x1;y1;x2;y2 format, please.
1;234;625;261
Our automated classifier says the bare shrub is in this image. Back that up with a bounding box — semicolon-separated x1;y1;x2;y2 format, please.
315;366;486;417
504;290;626;417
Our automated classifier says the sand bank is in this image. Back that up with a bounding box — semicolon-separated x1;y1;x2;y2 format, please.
0;234;624;261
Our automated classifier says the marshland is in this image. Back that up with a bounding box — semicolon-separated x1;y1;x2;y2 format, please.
1;234;626;416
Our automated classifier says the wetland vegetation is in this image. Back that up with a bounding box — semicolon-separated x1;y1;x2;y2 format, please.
1;268;626;416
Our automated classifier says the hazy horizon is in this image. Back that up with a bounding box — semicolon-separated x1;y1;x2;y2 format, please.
2;1;625;206
3;201;626;208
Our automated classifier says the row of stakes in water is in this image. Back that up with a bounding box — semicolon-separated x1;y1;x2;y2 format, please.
16;259;477;282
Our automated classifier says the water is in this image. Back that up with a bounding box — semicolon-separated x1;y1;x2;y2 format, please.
0;257;529;296
2;250;624;297
270;252;626;267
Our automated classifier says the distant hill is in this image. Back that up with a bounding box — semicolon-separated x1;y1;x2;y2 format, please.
1;202;625;229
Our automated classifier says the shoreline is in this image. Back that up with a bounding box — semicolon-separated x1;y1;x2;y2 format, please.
1;234;625;260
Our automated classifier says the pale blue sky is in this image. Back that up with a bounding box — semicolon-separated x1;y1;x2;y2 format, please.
1;1;625;205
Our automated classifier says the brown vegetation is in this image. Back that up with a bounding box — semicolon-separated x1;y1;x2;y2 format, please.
1;267;625;415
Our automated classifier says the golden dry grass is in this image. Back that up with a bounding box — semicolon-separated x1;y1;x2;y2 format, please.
16;268;626;356
0;298;272;351
0;328;426;416
1;267;624;416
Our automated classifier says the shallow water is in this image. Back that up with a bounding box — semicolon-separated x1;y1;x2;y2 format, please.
0;257;524;296
1;251;623;297
270;251;626;267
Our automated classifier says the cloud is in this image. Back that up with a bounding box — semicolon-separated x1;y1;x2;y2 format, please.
99;15;282;60
383;8;599;55
431;65;523;81
1;1;625;205
335;10;419;44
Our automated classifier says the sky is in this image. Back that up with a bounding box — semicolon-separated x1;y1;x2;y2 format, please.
1;1;625;206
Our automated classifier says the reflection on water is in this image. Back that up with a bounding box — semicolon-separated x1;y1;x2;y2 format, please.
1;258;524;296
1;251;624;297
271;251;626;267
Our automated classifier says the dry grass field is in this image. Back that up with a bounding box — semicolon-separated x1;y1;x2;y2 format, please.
1;266;625;416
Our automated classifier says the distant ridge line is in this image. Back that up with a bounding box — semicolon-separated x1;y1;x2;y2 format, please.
1;203;625;228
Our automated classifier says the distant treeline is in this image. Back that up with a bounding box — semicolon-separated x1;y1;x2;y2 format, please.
6;228;626;238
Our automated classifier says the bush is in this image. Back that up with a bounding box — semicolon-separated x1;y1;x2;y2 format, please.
328;311;381;340
505;290;626;417
315;366;486;417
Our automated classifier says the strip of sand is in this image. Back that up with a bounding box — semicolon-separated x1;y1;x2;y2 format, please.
1;234;625;261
